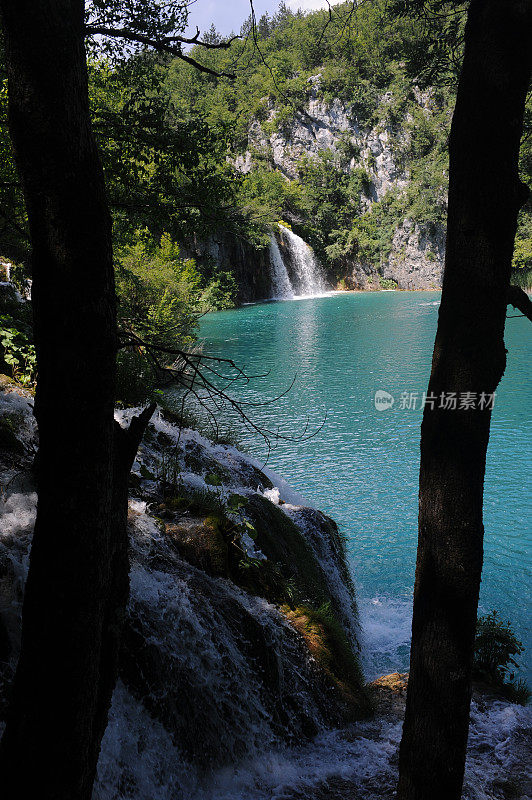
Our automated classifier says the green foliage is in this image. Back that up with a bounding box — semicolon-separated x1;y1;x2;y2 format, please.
379;277;398;290
0;282;35;388
205;472;222;487
200;271;238;310
512;202;532;286
117;232;203;346
114;231;240;404
0;321;36;388
115;232;204;403
88;56;247;246
474;611;524;681
473;611;530;704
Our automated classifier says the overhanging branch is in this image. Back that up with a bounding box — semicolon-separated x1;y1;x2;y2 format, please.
508;284;532;321
85;25;236;78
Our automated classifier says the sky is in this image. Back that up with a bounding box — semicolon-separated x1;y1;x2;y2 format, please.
185;0;340;38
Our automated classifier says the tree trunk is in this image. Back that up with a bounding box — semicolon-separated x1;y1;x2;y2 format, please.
397;2;531;799
0;2;152;797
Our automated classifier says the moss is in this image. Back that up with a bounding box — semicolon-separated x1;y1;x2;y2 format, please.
205;472;222;486
241;494;333;610
0;374;17;391
166;514;229;577
162;493;335;616
0;411;25;454
283;603;369;715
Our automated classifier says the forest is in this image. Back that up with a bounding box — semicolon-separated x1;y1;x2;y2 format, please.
0;1;531;800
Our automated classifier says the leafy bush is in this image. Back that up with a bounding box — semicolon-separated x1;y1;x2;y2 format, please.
0;281;36;389
473;611;530;704
115;232;203;404
0;320;36;388
200;271;238;310
474;611;524;682
379;277;398;290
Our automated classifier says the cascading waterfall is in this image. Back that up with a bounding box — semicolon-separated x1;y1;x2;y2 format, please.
2;355;531;800
278;224;327;296
268;232;294;299
268;226;328;299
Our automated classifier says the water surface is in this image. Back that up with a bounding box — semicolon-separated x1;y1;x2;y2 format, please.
198;291;531;680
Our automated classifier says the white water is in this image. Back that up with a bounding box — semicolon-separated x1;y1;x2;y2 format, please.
268;226;328;299
1;391;530;800
278;225;328;297
268;233;294;299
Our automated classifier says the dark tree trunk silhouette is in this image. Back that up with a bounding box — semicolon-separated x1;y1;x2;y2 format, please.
398;1;531;799
0;2;153;797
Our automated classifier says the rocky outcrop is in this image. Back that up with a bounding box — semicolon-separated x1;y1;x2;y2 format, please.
238;79;445;292
2;387;530;800
245;95;355;180
187;232;272;303
0;388;369;790
383;220;444;290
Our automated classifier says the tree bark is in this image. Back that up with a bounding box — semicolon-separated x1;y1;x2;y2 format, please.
0;2;152;798
397;2;531;799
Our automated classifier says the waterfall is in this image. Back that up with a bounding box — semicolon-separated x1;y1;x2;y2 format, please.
268;233;294;299
278;224;327;296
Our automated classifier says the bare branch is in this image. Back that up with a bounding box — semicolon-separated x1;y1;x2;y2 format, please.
118;330;326;457
85;25;236;78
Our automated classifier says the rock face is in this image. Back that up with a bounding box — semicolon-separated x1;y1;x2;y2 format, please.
246;96;355;181
236;81;445;293
189;232;272;304
383;219;445;291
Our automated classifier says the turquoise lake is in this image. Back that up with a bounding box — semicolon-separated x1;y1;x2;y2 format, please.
198;291;531;681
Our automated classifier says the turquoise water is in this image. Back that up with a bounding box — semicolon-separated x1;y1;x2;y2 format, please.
198;291;531;681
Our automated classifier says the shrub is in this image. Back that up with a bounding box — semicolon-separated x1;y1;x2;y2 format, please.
200;271;238;310
379;277;398;290
115;232;203;404
473;611;530;704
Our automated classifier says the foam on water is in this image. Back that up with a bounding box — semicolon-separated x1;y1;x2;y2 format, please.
95;684;531;800
358;595;413;680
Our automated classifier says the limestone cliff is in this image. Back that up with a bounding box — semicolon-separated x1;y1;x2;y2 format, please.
235;79;446;292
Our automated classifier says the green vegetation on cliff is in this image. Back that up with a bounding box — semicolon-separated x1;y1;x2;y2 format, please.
1;1;531;291
0;0;530;335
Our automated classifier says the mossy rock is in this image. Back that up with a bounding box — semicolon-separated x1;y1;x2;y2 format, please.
0;374;17;391
283;604;370;718
166;514;229;577
0;411;25;454
163;488;226;517
239;494;333;610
